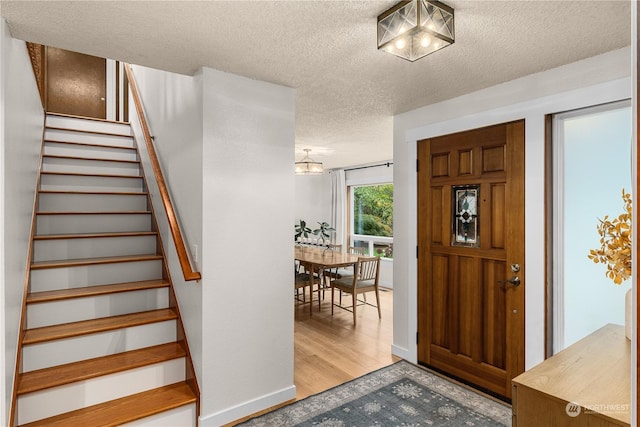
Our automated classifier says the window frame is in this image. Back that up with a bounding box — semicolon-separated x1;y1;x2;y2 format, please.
348;183;394;260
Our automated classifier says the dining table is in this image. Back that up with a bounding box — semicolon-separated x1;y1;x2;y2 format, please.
294;245;360;313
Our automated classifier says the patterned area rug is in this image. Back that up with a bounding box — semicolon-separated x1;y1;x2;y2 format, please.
239;360;511;426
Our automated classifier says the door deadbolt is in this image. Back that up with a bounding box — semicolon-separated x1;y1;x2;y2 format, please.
510;263;520;273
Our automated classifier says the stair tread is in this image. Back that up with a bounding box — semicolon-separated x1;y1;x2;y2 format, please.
31;254;163;270
34;231;156;240
39;190;148;196
44;139;137;151
41;171;143;179
17;342;185;394
43;153;140;164
19;382;196;426
27;279;169;304
46;112;130;125
37;210;151;215
46;125;133;138
22;308;177;345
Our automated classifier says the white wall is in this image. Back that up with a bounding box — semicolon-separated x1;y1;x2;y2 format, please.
128;65;204;388
392;47;632;367
0;18;44;425
294;174;331;231
200;68;295;426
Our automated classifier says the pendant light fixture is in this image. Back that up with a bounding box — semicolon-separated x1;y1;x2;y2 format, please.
295;149;323;175
377;0;454;62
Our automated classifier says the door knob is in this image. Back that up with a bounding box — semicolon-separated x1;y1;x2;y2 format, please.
498;276;520;287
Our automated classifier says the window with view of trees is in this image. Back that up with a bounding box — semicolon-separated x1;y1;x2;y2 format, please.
351;184;393;258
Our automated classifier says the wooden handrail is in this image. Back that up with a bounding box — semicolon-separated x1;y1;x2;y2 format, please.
124;64;201;282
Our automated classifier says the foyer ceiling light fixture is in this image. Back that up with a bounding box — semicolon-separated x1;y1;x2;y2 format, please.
295;149;324;175
377;0;454;62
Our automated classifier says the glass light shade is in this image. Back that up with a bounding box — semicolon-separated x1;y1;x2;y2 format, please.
377;0;454;62
295;149;324;175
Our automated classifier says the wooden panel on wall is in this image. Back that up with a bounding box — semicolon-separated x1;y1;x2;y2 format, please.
483;259;506;369
431;153;450;177
431;254;450;349
26;42;45;107
482;145;506;173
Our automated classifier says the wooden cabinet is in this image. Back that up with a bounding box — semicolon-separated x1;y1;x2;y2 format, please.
512;324;630;426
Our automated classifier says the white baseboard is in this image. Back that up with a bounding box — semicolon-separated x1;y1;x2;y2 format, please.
392;344;415;363
199;385;296;427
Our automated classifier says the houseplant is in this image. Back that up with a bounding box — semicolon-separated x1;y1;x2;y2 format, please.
587;189;632;339
313;221;335;244
295;219;312;241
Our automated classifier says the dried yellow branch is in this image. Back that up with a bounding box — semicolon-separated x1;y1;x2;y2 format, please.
587;189;632;285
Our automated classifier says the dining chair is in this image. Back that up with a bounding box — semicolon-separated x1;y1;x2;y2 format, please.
325;246;367;304
349;246;366;255
327;244;342;252
330;256;381;325
295;261;322;316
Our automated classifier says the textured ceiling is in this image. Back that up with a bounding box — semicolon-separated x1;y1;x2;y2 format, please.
0;0;631;169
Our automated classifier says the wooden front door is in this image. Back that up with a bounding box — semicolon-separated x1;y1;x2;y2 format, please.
417;120;525;400
46;47;106;119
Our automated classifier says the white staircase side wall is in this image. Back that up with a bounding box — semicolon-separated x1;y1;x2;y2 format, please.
26;288;169;328
38;192;148;212
122;403;197;427
42;156;141;176
45;128;135;148
33;235;157;262
18;358;186;425
30;260;163;292
37;213;152;234
44;141;138;161
46;114;131;135
22;320;178;371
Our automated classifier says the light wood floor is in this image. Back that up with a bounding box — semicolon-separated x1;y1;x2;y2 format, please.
293;286;397;399
227;287;397;425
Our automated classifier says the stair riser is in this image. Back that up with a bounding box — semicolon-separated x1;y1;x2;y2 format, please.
34;235;157;262
39;193;148;212
40;174;144;192
18;358;185;425
42;156;141;176
22;320;178;371
27;288;169;328
46;115;131;135
44;141;138;161
37;213;152;234
45;128;134;149
122;403;197;427
30;260;163;292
